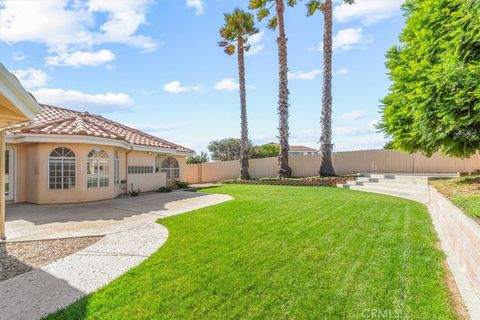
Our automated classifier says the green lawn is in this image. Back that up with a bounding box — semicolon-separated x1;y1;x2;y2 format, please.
46;185;457;319
430;175;480;222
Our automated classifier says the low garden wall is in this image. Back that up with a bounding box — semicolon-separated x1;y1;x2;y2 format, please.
222;176;353;187
429;187;480;308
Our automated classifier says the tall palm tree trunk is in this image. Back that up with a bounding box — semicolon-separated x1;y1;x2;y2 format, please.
237;37;250;180
276;0;292;178
319;0;336;176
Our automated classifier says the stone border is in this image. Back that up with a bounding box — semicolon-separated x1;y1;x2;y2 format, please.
429;186;480;320
222;176;354;187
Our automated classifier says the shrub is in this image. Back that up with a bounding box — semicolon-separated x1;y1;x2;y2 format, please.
130;188;141;197
158;186;172;193
174;180;189;188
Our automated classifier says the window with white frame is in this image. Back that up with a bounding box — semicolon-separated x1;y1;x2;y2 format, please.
114;151;120;185
160;157;180;179
87;149;109;188
49;147;76;190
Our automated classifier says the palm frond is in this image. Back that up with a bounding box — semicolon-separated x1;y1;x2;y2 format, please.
267;16;278;30
249;0;268;10
257;8;270;21
219;8;258;55
306;0;320;16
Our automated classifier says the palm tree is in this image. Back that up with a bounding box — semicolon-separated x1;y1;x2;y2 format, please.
306;0;354;176
249;0;296;178
219;8;259;180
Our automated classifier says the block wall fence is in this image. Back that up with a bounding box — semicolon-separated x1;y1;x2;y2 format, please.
184;149;480;183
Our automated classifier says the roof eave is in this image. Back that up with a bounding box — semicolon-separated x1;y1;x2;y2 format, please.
6;133;193;156
0;63;43;120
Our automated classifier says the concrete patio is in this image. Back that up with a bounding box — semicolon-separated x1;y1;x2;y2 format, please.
5;189;230;241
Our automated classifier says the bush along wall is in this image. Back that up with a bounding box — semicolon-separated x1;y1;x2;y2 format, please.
222;176;354;187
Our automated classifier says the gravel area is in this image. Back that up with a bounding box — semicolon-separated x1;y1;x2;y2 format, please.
0;237;102;282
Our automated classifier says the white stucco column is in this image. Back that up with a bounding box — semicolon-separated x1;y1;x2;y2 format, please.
0;131;5;240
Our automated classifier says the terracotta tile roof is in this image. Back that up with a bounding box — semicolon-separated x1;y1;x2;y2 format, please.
12;104;192;153
266;143;318;153
289;145;318;152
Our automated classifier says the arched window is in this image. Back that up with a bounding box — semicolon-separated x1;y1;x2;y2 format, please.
114;151;120;185
160;157;180;179
49;147;76;190
87;149;109;188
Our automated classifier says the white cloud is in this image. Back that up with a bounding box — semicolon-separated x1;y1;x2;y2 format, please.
164;81;189;94
246;31;265;56
333;28;372;51
316;28;373;52
12;68;49;88
31;88;134;112
335;68;349;75
0;1;93;47
288;69;322;80
186;0;205;15
214;78;239;91
0;0;157;67
341;111;366;121
87;0;157;52
334;0;404;26
45;49;115;67
163;81;204;94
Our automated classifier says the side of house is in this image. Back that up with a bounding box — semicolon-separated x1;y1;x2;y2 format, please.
5;104;192;204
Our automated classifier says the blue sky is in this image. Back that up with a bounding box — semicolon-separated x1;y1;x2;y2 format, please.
0;0;405;153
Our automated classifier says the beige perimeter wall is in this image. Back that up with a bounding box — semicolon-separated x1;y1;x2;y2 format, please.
185;149;480;183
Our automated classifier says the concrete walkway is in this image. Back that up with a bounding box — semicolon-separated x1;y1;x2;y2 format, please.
0;190;232;320
337;173;457;204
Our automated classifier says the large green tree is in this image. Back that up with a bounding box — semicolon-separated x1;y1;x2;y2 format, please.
306;0;354;176
219;8;259;180
250;143;280;159
187;152;209;164
379;0;480;158
208;138;254;161
249;0;295;178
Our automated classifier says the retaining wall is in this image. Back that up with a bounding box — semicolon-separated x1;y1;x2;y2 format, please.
429;187;480;305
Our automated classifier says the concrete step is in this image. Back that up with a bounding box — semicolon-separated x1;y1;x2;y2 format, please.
339;182;428;195
358;173;429;181
355;177;428;186
337;184;430;203
343;180;429;192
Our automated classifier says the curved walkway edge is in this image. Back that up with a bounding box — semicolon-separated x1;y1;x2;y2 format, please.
0;192;233;320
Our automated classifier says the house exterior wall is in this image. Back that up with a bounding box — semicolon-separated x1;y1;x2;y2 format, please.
126;150;166;193
155;155;187;182
7;142;181;204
